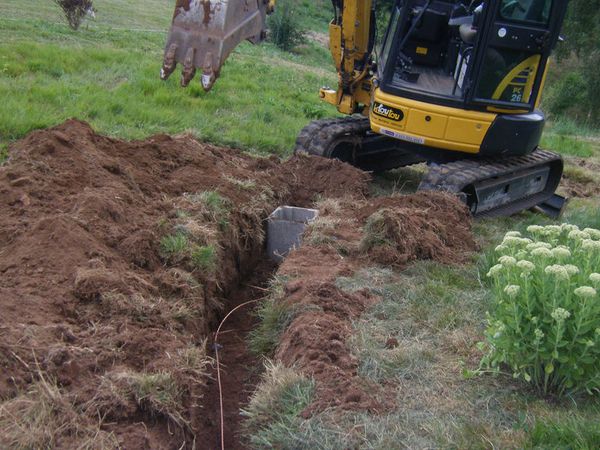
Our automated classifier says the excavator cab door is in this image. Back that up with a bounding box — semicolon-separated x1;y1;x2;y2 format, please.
467;0;568;110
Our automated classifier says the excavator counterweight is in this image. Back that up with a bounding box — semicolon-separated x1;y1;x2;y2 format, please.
161;0;272;90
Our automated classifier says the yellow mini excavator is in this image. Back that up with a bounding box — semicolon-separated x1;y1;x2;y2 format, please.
161;0;570;217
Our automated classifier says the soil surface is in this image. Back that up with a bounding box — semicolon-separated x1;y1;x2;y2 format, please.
275;191;477;416
0;120;475;449
560;157;600;198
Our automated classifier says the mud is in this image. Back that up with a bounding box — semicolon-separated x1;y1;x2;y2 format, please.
0;120;475;448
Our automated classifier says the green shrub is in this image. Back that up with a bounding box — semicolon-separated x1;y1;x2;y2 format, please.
480;224;600;397
268;0;306;51
54;0;95;30
546;71;587;119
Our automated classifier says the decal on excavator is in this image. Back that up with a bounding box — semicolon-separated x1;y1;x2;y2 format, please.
372;102;404;122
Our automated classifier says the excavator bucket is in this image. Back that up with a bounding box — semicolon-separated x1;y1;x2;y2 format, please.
161;0;273;91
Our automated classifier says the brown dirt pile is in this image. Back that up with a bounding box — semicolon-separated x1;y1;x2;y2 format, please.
358;192;477;266
272;191;476;416
0;120;369;448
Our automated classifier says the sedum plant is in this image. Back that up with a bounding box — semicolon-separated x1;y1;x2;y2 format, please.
480;224;600;397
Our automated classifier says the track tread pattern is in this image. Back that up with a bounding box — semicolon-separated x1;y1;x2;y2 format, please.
418;149;563;217
418;149;562;193
294;116;371;157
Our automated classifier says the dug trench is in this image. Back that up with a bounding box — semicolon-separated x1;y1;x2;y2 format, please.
0;120;478;449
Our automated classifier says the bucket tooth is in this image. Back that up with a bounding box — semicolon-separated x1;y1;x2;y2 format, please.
181;47;196;87
160;43;178;80
162;0;271;91
200;52;216;91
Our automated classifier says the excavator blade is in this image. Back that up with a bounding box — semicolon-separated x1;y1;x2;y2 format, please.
161;0;272;91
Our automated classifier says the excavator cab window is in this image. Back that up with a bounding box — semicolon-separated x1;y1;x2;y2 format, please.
378;0;567;111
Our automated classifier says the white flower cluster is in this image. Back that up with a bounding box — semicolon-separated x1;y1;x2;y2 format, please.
584;228;600;240
487;264;503;277
551;246;571;259
574;286;597;299
531;247;552;258
499;255;517;267
544;264;571;281
582;239;600;251
488;225;599;305
569;230;591;241
551;307;571;322
525;224;600;243
517;260;535;273
504;285;521;298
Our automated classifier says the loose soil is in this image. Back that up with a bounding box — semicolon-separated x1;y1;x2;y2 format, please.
559;157;600;198
274;191;477;416
0;120;475;448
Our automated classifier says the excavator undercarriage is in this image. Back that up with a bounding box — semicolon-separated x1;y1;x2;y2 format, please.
294;116;565;218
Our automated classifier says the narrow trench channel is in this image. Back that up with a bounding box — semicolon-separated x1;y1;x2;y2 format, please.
195;257;278;449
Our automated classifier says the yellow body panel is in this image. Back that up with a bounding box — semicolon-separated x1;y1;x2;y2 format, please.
370;88;497;154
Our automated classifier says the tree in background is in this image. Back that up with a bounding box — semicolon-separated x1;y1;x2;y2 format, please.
54;0;95;30
546;0;600;126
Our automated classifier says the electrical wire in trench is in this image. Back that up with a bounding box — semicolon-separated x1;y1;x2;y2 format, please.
213;298;261;450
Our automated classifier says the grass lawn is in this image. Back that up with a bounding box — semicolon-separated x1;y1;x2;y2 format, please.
0;0;336;155
2;1;600;448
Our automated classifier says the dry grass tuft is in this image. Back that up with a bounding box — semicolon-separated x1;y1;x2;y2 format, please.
99;370;189;429
0;374;117;449
241;361;314;447
314;197;342;216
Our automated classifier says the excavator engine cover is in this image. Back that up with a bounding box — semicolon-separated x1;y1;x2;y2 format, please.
161;0;271;90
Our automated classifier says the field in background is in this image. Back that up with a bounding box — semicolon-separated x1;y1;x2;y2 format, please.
1;1;600;448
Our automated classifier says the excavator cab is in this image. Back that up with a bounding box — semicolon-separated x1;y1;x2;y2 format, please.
371;0;567;162
375;0;568;156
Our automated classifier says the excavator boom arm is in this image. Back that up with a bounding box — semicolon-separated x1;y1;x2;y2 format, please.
161;0;376;113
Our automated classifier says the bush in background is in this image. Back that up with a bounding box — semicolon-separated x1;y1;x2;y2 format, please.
547;0;600;126
481;224;600;397
268;0;306;51
54;0;95;30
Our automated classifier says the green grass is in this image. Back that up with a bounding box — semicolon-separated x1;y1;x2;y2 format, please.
296;0;333;33
191;245;216;272
247;204;600;448
526;413;600;449
159;233;188;259
241;361;315;449
542;117;600;157
0;3;336;154
541;133;595;157
249;277;299;356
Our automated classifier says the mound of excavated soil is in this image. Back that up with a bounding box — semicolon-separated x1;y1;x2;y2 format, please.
0;120;370;448
273;191;477;416
0;120;475;448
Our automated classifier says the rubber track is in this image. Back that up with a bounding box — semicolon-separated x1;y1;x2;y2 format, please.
418;149;562;193
294;116;370;156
